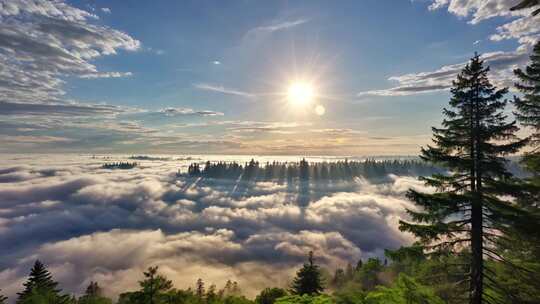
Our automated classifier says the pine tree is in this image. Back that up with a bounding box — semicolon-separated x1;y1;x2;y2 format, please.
355;259;363;271
222;280;233;297
498;40;540;304
512;41;540;224
290;251;324;295
514;41;540;186
400;54;527;304
78;282;112;304
196;278;205;299
344;263;354;280
331;269;346;288
206;284;217;304
17;260;69;304
85;282;102;298
137;266;172;304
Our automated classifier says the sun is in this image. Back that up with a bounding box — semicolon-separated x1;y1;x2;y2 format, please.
287;82;315;106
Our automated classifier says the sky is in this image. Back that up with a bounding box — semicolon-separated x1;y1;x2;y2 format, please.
0;0;539;155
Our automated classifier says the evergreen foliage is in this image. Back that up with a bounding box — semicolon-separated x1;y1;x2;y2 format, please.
290;252;325;296
138;266;173;304
275;295;333;304
186;159;442;182
17;260;69;304
400;54;528;304
514;41;540;152
255;288;287;304
101;162;138;170
77;282;112;304
196;278;205;300
364;274;444;304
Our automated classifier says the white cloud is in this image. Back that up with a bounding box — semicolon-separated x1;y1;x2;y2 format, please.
80;72;133;79
159;107;225;117
101;7;111;14
358;49;530;97
194;83;256;99
0;135;74;144
359;0;538;97
0;0;140;106
251;19;309;33
0;155;431;300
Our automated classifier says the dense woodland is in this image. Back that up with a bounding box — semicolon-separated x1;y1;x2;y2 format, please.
101;162;138;170
184;159;443;182
4;2;540;304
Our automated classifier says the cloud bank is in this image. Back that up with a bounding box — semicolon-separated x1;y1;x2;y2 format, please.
0;155;427;301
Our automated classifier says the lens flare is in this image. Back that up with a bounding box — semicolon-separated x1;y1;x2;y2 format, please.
315;105;326;115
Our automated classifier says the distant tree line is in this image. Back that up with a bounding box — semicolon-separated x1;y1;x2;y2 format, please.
129;156;170;161
101;162;138;170
185;158;442;182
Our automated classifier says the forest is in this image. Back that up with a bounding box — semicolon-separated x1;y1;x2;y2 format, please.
101;162;139;170
184;159;443;182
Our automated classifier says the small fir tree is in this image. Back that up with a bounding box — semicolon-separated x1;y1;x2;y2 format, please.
290;251;324;295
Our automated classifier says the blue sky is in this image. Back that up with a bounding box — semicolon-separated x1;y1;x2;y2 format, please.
0;0;538;155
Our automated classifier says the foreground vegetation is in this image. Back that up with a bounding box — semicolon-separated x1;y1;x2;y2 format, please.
6;241;539;304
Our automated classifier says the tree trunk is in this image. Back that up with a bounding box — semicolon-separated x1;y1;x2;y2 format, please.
470;79;483;304
470;194;483;304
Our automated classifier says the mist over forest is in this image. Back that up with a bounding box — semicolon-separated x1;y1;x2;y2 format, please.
0;154;433;299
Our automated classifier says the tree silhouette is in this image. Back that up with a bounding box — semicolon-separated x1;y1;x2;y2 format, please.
355;259;363;271
79;281;112;304
17;260;69;304
85;282;102;297
400;54;527;304
514;41;540;172
290;251;324;295
196;278;205;299
137;266;173;304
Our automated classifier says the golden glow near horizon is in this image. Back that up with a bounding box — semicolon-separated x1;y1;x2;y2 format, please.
287;82;315;106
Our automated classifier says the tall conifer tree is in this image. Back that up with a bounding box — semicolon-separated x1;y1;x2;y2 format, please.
290;251;324;295
17;260;69;304
137;266;172;304
497;40;540;304
78;282;113;304
400;54;526;304
514;41;540;178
